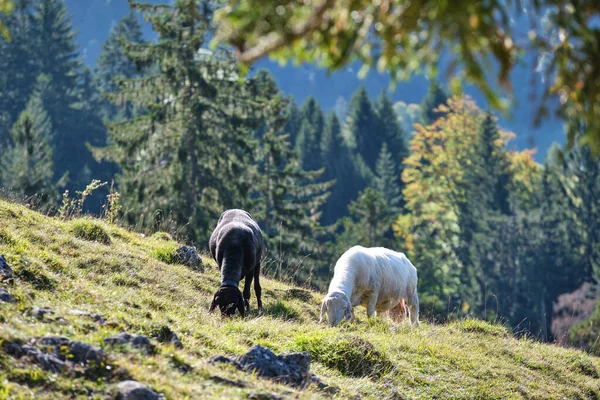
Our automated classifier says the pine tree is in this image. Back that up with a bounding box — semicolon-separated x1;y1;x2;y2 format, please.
374;143;402;210
93;12;146;121
253;73;334;287
95;0;269;241
0;0;37;144
337;188;391;249
283;98;302;144
345;86;382;171
320;111;366;225
477;112;511;214
295;97;324;171
1;90;56;201
420;80;448;125
375;92;408;165
32;0;105;190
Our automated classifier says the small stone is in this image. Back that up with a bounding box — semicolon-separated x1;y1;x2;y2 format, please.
151;326;183;348
0;255;12;281
209;355;237;366
211;345;311;388
0;287;13;303
37;335;69;348
68;309;106;324
311;375;340;396
68;340;107;365
35;351;67;373
247;393;283;400
116;380;162;400
175;246;203;270
30;306;55;320
105;332;155;353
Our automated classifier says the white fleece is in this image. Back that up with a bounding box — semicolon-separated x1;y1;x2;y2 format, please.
321;245;419;326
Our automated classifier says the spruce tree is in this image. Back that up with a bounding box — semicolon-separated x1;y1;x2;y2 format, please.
93;12;146;121
32;0;105;190
320;111;365;225
374;143;402;210
96;0;269;241
337;187;391;249
0;0;37;144
283;98;302;144
295;96;324;171
420;80;448;125
1;91;56;201
253;72;333;286
375;92;408;165
477;112;511;214
345;86;382;171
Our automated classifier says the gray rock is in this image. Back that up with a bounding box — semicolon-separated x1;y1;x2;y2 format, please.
30;306;55;320
13;339;68;373
105;332;155;353
211;345;311;388
247;393;283;400
116;380;162;400
0;255;12;281
68;340;107;365
175;246;203;270
151;326;183;348
37;335;69;348
311;375;340;396
68;309;106;324
0;287;13;303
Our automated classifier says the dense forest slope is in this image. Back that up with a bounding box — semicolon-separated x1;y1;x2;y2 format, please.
1;199;599;399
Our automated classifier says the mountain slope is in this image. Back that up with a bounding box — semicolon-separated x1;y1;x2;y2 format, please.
0;199;599;399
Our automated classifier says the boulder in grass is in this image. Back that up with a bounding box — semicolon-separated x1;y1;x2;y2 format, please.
210;345;311;388
0;255;12;282
0;287;13;303
175;246;203;270
104;332;156;354
116;380;163;400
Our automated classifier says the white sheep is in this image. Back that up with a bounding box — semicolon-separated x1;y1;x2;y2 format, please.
319;246;419;327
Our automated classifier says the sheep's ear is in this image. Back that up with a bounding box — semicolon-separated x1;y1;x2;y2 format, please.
208;294;218;313
319;299;327;323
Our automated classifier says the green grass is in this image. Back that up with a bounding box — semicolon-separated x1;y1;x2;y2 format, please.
0;198;599;399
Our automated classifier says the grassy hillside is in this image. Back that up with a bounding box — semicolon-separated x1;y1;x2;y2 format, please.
1;199;599;399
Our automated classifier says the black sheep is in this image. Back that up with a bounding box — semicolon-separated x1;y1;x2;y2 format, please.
208;209;264;317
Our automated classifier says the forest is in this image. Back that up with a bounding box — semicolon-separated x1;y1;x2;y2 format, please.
1;0;599;355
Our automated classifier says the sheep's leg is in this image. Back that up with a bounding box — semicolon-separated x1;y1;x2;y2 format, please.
243;272;253;311
389;299;407;323
254;262;263;311
407;292;420;327
366;295;377;319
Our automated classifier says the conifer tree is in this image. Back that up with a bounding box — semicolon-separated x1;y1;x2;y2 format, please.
283;98;302;144
374;143;402;210
337;188;391;249
320;111;365;225
1;90;56;201
420;80;448;125
96;0;271;241
94;12;146;121
375;92;408;165
477;112;511;214
345;86;382;171
295;96;324;171
0;0;37;144
253;71;333;286
32;0;105;189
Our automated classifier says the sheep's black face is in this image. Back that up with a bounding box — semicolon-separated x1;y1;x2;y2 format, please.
209;285;245;317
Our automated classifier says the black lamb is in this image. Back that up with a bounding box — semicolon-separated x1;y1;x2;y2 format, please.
208;209;264;317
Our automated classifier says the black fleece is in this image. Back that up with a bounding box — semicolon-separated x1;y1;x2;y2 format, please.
208;209;264;317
